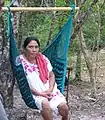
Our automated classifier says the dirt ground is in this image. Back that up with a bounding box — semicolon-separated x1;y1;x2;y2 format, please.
6;80;105;120
68;81;105;120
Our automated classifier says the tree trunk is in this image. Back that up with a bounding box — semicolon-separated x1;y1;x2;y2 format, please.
17;12;23;50
71;0;99;44
94;5;101;86
0;0;4;11
78;28;95;97
0;0;21;108
47;12;56;45
75;41;81;81
47;0;56;45
0;14;15;108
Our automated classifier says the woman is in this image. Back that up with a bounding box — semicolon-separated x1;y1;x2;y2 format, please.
20;36;68;120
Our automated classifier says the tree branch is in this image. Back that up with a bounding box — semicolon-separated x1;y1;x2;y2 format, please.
0;0;4;11
70;0;99;44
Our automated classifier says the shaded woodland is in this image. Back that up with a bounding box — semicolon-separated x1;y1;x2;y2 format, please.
0;0;105;120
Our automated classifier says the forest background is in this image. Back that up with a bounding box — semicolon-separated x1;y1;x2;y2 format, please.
0;0;105;120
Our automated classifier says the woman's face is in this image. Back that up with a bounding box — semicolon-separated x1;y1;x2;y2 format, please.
25;40;39;57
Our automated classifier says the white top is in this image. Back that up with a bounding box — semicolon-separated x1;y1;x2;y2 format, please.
20;54;58;96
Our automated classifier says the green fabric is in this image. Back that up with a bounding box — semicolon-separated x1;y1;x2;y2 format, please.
43;8;74;93
8;8;37;109
8;6;74;109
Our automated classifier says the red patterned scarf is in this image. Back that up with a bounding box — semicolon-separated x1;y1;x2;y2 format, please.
36;53;48;83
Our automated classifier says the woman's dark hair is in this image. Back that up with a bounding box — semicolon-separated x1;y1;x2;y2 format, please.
23;36;40;48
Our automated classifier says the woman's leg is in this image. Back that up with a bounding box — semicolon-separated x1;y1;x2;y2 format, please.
41;99;53;120
57;103;68;120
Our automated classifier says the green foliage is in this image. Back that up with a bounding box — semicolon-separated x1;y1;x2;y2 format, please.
4;0;10;5
82;3;105;50
56;0;76;7
3;0;105;54
19;10;70;50
83;13;98;50
56;0;66;6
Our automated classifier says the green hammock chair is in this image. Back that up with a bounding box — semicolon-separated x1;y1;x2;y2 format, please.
8;6;75;109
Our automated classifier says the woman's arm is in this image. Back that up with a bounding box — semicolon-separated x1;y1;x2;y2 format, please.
47;71;55;92
43;55;55;92
31;88;50;98
31;88;42;96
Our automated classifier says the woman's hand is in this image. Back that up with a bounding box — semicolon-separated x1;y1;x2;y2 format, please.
31;87;53;100
40;91;52;100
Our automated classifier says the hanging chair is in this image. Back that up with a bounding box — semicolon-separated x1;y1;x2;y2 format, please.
8;5;75;109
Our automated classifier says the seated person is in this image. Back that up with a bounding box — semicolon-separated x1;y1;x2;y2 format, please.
20;36;69;120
